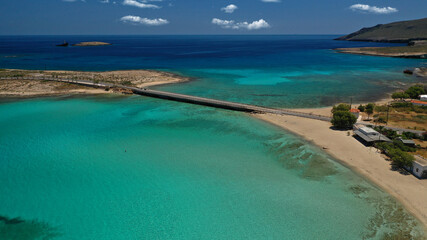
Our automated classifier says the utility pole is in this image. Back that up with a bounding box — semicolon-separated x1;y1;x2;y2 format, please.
350;97;353;109
386;105;390;125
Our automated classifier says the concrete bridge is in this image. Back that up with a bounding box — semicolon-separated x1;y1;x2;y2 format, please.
1;76;332;122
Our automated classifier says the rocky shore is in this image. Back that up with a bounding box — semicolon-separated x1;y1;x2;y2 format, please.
335;45;427;59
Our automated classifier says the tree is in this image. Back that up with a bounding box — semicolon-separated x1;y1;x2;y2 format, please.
405;85;425;99
388;148;414;168
332;103;351;113
365;103;375;120
391;91;410;100
358;104;365;112
331;111;357;129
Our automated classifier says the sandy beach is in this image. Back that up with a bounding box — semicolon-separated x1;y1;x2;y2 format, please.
256;112;427;229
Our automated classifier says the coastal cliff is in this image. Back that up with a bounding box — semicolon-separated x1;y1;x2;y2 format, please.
335;18;427;43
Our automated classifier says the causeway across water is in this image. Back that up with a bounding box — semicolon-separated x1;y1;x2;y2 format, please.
1;77;332;122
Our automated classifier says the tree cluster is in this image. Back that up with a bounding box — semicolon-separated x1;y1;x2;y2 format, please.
375;142;415;168
392;84;426;100
357;103;375;119
331;104;356;129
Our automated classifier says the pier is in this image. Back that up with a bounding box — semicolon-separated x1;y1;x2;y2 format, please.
1;76;331;122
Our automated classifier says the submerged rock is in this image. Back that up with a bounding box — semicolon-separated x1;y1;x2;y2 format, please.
403;69;414;75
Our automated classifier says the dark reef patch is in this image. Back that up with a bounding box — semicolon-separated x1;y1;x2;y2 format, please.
0;215;60;240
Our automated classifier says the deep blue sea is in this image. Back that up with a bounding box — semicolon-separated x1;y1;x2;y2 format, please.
1;35;425;107
0;36;425;239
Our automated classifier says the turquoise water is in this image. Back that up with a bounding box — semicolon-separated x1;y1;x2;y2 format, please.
0;96;424;239
1;35;425;107
1;35;426;239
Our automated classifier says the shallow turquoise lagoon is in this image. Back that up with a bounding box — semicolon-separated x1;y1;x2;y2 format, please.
0;96;424;239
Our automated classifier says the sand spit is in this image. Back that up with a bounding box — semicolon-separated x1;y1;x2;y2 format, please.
0;69;189;97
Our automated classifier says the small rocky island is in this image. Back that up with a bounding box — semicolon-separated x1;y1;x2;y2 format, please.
72;41;112;47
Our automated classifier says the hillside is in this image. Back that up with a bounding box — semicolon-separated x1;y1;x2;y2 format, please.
336;18;427;43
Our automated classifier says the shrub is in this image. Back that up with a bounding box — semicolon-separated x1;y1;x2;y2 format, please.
357;105;365;112
365;103;375;119
391;91;410;100
331;111;357;129
376;116;387;123
391;102;412;108
332;103;351;113
402;131;419;140
392;140;416;152
388;148;414;168
375;142;393;153
405;85;425;99
374;105;388;112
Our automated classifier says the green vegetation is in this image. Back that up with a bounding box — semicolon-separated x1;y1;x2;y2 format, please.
331;104;356;129
119;80;133;86
391;91;410;100
374;126;418;169
376;142;415;168
336;17;427;42
404;84;426;99
389;102;427;114
332;103;351;113
357;104;365;112
365;103;374;120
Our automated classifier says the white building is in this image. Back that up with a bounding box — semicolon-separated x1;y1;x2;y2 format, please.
420;95;427;101
350;108;360;119
409;156;427;179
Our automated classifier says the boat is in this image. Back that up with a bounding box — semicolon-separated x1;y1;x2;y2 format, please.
56;41;69;47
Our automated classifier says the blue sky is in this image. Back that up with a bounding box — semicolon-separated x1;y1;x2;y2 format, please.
0;0;426;35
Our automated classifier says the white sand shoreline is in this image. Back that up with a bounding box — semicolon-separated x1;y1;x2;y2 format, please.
255;112;427;230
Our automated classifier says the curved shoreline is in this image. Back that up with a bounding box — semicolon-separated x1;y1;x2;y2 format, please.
255;112;427;231
1;68;426;232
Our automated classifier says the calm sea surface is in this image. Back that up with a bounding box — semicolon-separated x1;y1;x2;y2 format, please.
1;35;425;107
0;36;425;239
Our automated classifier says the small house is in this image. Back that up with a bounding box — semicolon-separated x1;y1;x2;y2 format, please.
407;156;427;179
350;108;360;119
397;137;416;146
420;95;427;101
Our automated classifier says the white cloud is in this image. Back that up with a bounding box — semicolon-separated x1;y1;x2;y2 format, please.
221;4;238;13
120;15;169;26
261;0;281;2
62;0;86;2
122;0;160;9
350;4;398;14
100;0;109;3
212;18;270;30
